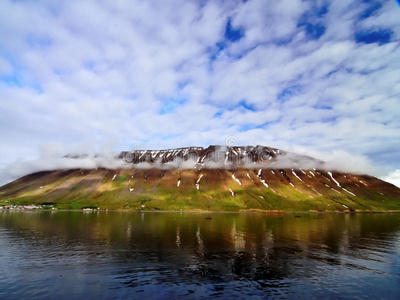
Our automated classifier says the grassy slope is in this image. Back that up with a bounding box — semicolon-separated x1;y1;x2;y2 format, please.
0;168;400;212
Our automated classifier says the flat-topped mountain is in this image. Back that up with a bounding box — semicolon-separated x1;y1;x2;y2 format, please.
1;145;399;212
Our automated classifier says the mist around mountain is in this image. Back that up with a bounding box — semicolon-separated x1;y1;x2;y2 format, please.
0;144;379;185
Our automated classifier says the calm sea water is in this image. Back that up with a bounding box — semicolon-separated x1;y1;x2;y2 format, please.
0;211;400;299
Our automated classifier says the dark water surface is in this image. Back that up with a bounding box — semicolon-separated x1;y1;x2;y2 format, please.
1;211;400;299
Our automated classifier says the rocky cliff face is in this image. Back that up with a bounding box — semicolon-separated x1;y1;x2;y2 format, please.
118;145;306;166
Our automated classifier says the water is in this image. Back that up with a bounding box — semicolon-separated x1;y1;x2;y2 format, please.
0;211;400;299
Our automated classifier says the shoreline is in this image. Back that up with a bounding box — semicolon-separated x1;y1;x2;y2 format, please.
1;208;400;214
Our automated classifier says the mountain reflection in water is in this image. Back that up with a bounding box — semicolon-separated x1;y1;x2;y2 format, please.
0;211;400;299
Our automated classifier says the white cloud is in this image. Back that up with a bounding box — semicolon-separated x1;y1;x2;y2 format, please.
381;170;400;188
0;57;12;75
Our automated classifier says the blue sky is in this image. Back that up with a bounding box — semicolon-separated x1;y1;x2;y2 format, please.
0;0;399;184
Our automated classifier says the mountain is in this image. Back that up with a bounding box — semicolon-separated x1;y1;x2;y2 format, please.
1;145;399;212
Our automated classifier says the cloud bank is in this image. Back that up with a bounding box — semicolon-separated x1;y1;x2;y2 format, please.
0;143;379;185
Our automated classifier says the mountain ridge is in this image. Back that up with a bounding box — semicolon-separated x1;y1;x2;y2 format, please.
1;145;399;212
